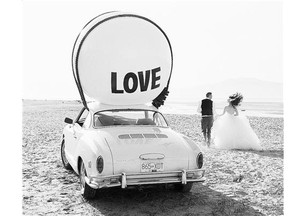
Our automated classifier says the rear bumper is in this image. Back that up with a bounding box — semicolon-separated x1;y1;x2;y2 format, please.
86;169;205;189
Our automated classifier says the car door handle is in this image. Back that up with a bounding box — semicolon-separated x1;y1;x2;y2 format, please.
73;131;77;139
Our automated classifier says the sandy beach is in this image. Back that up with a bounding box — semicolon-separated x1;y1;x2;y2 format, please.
22;100;283;215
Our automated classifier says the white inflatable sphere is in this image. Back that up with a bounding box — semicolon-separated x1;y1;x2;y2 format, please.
72;12;173;105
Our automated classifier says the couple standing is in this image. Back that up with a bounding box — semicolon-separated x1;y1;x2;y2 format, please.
197;92;262;150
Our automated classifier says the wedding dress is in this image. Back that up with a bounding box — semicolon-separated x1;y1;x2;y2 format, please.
212;112;262;150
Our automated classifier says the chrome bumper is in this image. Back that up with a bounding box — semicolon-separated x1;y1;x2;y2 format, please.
86;169;205;189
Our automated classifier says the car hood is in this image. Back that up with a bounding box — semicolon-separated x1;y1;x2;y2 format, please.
98;126;191;174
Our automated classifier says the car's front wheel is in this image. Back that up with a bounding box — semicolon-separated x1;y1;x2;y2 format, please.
79;159;97;199
61;139;72;170
174;182;193;192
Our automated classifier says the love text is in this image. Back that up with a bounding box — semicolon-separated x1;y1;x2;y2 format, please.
111;67;161;94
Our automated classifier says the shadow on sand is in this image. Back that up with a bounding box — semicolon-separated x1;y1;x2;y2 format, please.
233;149;283;159
86;183;264;216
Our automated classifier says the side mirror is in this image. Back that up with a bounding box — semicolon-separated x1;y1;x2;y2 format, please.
64;117;73;124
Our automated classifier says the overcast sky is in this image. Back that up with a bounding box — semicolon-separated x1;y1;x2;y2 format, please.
23;0;283;100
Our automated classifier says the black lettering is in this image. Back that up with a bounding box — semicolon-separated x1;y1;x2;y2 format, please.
151;67;161;89
123;72;138;93
138;70;150;92
111;72;124;93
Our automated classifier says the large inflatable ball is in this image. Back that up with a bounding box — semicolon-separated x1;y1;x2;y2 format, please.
72;11;173;106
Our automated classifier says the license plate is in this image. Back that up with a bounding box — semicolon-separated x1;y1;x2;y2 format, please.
141;161;164;172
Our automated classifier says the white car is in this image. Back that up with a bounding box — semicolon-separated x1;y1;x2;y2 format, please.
62;12;205;199
61;102;205;199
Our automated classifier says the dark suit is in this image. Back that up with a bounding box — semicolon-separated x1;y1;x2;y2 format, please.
201;99;213;143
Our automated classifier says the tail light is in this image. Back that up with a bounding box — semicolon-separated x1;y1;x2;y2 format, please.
97;156;104;173
197;152;203;169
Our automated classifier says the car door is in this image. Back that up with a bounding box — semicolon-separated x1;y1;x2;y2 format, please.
66;107;89;168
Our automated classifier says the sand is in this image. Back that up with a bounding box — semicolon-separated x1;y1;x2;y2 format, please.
22;100;283;215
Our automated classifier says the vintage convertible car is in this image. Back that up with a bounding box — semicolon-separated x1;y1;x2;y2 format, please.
61;102;205;199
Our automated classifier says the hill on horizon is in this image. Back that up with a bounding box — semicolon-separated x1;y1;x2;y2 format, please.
22;78;283;103
168;78;283;103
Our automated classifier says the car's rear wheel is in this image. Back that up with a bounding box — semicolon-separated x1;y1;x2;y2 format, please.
79;159;97;199
61;139;72;170
174;182;193;192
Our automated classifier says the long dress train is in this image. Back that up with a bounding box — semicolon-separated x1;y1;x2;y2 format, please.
212;113;262;150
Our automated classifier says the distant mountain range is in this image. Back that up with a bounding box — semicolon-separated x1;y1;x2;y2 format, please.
168;78;283;102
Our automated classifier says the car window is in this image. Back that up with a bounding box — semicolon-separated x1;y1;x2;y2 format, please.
153;113;168;127
76;108;89;127
83;112;91;129
93;109;168;127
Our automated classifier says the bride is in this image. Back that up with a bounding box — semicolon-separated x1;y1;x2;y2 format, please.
212;93;262;150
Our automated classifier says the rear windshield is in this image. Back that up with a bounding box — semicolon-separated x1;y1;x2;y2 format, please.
93;109;168;127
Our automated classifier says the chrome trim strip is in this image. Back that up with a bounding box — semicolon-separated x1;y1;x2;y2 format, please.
139;153;165;160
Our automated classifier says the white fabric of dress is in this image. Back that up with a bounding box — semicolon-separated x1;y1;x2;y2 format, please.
212;113;262;150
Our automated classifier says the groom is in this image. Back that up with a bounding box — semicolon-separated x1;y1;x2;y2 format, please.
197;92;215;146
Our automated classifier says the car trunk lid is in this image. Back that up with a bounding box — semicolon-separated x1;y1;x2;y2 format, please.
101;127;189;174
